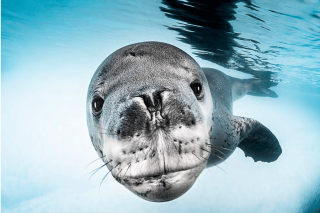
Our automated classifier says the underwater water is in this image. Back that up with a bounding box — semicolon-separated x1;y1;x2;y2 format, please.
2;0;320;212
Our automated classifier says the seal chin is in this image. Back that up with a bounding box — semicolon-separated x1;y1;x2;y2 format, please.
117;162;207;202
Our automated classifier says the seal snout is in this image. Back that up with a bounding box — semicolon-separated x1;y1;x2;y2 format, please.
116;89;198;138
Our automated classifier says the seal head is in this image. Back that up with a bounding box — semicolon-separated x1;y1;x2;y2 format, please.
86;42;213;202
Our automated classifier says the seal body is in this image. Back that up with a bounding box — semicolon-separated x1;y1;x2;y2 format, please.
86;42;281;202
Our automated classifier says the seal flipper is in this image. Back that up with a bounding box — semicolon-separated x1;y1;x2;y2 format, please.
245;78;278;98
232;116;282;163
231;78;278;102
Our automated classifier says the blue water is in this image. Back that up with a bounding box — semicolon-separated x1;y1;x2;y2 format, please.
2;0;320;212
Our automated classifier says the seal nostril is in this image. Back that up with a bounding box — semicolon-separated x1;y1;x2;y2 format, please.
139;148;143;151
117;130;121;135
140;90;164;113
191;119;196;125
173;139;177;142
132;151;135;154
179;141;182;144
179;126;182;129
123;151;126;154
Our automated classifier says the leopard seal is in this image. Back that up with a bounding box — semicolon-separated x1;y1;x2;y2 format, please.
86;41;282;202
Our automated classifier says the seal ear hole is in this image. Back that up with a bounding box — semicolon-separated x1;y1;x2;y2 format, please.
92;97;104;114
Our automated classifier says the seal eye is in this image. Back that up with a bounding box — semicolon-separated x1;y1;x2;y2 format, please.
92;97;104;113
190;82;203;99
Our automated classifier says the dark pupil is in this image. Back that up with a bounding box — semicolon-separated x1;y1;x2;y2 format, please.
191;83;202;96
92;98;104;112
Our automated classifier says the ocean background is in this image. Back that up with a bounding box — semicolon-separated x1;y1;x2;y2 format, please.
2;0;320;212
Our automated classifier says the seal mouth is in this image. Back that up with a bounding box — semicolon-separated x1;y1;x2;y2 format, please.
113;156;208;202
100;123;211;202
114;155;207;182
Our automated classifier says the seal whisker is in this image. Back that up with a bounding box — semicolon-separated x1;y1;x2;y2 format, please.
86;155;106;169
185;152;195;164
198;155;226;173
116;169;123;179
83;160;111;176
94;126;110;133
192;151;202;162
213;145;233;151
88;160;112;180
209;137;225;141
99;163;120;190
202;144;226;157
201;148;225;161
94;125;120;136
99;132;108;135
206;143;233;151
210;147;227;156
93;125;108;131
171;142;181;157
122;163;131;180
